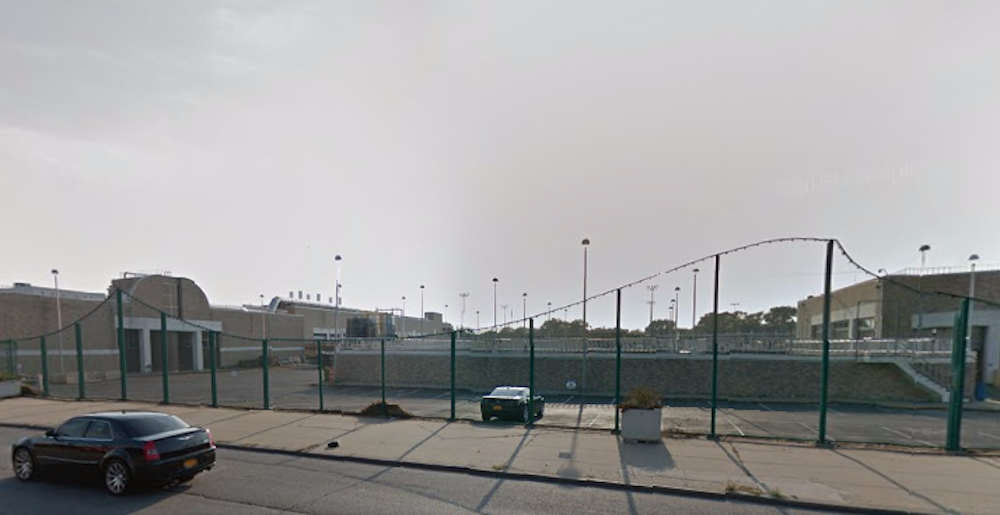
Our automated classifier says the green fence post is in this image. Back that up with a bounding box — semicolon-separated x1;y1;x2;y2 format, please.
40;336;49;396
450;331;457;422
946;299;970;451
161;312;169;404
710;254;721;439
529;320;535;427
614;290;621;434
116;289;127;401
317;340;325;411
380;339;387;418
262;339;270;409
75;323;85;399
817;240;834;446
209;332;218;408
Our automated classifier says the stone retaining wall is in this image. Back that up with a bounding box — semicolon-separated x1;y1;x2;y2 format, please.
332;353;938;403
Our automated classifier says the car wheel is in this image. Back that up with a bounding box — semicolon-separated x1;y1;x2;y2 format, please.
104;459;131;496
481;412;490;422
522;404;530;423
13;448;36;481
175;475;195;485
538;405;544;417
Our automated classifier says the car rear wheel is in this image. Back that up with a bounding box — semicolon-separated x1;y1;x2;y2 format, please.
522;405;530;423
13;448;36;481
104;459;131;496
481;412;490;422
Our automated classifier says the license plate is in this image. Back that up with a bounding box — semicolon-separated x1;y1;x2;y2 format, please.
493;405;502;411
183;458;198;469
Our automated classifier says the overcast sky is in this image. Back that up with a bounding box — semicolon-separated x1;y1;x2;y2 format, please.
2;1;998;330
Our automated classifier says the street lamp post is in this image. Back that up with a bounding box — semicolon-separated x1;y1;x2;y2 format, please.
476;310;480;330
52;269;64;373
501;305;509;326
522;293;527;328
673;287;681;343
445;304;449;325
260;294;267;338
334;255;343;337
459;293;469;330
730;302;740;312
401;296;406;336
547;302;552;321
969;254;983;400
492;278;498;342
692;269;700;330
917;245;930;335
646;285;659;326
582;239;590;331
420;285;425;334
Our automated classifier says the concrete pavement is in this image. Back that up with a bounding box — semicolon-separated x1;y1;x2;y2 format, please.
1;397;998;515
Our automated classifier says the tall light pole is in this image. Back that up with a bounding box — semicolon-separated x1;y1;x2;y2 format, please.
260;294;267;338
492;278;498;342
547;302;552;321
445;304;449;324
52;269;64;373
476;310;480;330
401;296;406;336
969;254;982;399
334;255;343;337
917;245;930;335
730;302;740;312
646;285;659;325
691;268;700;329
459;293;469;329
522;293;528;328
501;305;509;326
673;287;681;325
581;238;590;332
420;285;425;334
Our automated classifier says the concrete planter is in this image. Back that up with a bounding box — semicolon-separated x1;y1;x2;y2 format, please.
620;407;662;443
0;379;21;399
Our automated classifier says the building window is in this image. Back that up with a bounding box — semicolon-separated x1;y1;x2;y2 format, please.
831;320;851;339
856;318;875;339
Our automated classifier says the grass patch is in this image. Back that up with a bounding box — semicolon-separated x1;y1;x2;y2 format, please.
768;487;787;499
491;464;507;471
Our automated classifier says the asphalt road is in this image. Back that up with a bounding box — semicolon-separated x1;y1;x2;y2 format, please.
0;427;852;515
49;368;1000;449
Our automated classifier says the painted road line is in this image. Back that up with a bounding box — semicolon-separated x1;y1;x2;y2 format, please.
882;426;935;446
587;415;602;428
393;390;419;397
563;396;575;405
979;432;1000;441
757;402;774;412
796;422;835;441
728;418;745;436
433;391;451;398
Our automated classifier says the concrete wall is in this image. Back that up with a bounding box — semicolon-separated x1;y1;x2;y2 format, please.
332;353;938;403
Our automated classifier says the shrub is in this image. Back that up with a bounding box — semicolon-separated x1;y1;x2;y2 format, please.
619;386;662;410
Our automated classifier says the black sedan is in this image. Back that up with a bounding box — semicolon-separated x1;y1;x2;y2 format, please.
481;386;544;422
11;411;216;495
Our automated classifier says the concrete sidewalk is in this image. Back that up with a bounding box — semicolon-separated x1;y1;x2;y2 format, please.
2;398;998;515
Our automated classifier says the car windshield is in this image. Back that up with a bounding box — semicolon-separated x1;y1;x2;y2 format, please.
123;415;189;436
489;387;526;397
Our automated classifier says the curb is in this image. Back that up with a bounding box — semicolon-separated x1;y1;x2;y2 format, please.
217;443;937;515
0;421;941;515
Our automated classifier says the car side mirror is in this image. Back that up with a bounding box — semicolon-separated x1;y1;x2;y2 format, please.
45;429;56;437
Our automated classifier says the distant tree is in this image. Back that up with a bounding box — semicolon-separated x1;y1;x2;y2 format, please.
762;306;797;334
644;319;677;337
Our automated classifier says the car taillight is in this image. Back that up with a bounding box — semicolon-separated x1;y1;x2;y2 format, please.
206;429;216;448
143;441;160;462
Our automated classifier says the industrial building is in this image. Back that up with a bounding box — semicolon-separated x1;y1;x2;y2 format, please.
0;273;451;383
796;267;1000;389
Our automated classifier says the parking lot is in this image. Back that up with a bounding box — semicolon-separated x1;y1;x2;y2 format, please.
48;367;1000;449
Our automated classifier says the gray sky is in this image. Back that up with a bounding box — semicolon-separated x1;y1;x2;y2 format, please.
2;1;999;330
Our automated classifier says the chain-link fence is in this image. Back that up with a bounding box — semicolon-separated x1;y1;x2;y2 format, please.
3;238;998;451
